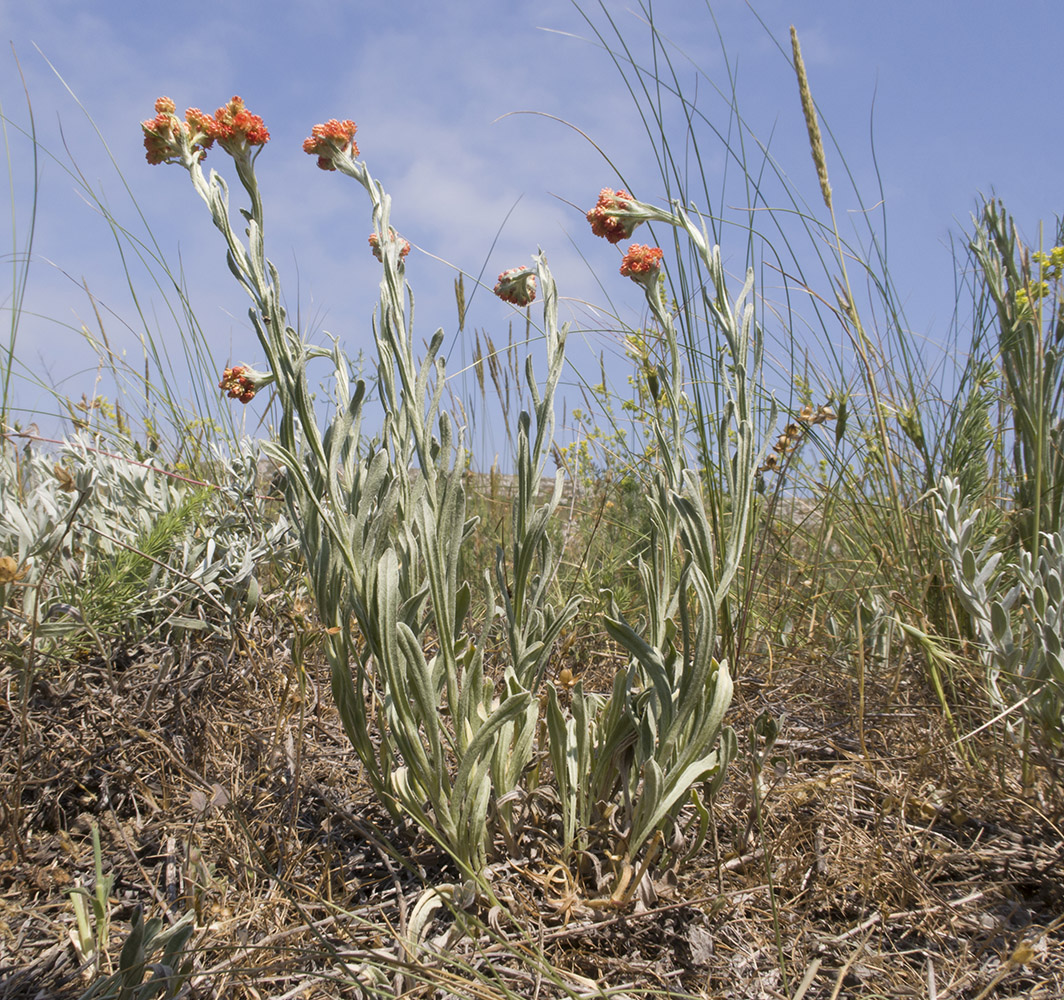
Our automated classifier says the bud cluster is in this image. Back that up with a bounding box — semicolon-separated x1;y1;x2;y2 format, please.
303;119;359;171
219;364;273;404
369;228;411;263
493;266;537;306
619;244;664;292
141;95;269;166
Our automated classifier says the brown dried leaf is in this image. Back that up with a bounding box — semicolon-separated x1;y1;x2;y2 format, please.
54;464;76;492
0;556;21;584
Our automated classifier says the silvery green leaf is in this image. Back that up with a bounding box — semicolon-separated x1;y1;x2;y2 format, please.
990;601;1012;645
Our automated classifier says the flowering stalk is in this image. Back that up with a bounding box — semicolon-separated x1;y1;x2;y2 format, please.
144;98;580;876
141;97;320;483
302;115;442;503
547;190;783;865
971;202;1064;555
144;98;389;789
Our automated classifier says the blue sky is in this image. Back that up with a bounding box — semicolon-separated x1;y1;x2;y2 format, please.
3;0;1063;464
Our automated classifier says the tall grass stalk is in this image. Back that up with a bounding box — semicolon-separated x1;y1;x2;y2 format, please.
789;25;909;561
1;66;39;430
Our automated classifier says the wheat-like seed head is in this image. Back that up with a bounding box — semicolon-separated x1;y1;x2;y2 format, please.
790;25;833;213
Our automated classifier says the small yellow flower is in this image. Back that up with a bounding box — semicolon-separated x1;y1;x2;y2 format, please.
1032;246;1064;280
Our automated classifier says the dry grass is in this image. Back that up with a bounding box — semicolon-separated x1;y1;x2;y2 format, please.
1;599;1062;999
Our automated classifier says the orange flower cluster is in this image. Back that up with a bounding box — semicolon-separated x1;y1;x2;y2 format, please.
219;365;259;404
586;188;640;244
494;267;537;306
759;403;837;473
620;244;664;277
369;229;411;262
210;96;270;151
142;96;196;165
142;112;185;165
184;107;219;141
303;119;359;171
142;96;269;165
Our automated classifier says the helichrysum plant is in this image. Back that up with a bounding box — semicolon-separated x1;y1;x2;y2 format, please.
141;97;580;879
550;190;773;870
0;434;289;660
141;96;752;892
936;202;1064;756
936;476;1064;752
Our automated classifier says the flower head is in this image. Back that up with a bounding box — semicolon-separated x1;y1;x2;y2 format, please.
587;188;678;244
369;228;411;263
141;98;230;165
619;244;664;294
619;244;664;278
494;266;537;307
219;364;274;404
141;99;208;165
142;112;182;165
183;107;222;150
303;119;359;171
587;188;638;243
211;96;270;155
